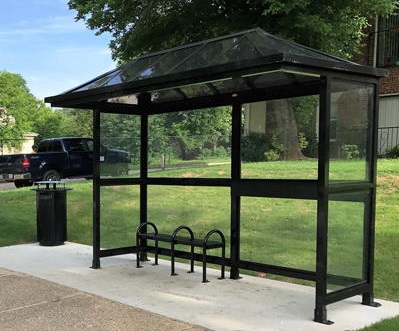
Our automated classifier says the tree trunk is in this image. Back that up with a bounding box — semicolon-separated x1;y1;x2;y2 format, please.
265;99;305;160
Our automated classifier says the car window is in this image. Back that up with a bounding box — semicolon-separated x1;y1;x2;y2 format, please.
67;139;85;152
86;140;94;151
52;140;63;152
37;140;51;152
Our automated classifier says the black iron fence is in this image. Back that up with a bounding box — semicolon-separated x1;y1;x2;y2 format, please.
2;131;398;158
101;135;232;165
378;126;399;156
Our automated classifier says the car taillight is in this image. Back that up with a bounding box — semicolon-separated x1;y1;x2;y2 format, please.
22;157;30;169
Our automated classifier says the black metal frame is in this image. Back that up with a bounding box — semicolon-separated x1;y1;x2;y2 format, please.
45;32;386;324
89;75;381;324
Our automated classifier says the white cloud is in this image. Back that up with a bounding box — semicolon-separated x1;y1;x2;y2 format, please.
32;0;66;5
0;0;115;101
0;15;85;37
38;15;86;33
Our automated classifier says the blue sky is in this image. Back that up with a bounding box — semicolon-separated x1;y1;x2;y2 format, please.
0;0;115;101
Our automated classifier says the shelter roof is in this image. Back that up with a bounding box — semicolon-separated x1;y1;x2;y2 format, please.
45;28;387;108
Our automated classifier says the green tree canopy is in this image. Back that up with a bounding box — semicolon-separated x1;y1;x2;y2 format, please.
68;0;397;62
58;108;93;138
0;71;80;145
0;71;36;138
0;71;54;147
159;107;231;159
67;0;397;161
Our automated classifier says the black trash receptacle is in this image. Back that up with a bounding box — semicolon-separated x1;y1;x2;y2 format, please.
33;181;72;246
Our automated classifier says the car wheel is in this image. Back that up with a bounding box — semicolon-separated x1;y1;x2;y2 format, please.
42;170;61;182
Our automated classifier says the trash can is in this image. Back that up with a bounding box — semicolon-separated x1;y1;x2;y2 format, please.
33;181;72;246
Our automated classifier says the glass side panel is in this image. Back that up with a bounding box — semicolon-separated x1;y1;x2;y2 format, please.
329;80;374;182
100;113;140;178
240;197;317;271
100;185;140;248
147;186;230;255
327;192;367;291
148;107;231;178
241;95;319;179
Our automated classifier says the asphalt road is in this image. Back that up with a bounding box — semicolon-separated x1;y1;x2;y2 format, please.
0;182;16;190
0;178;85;191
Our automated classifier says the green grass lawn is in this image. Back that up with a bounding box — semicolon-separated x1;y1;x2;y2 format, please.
355;316;399;331
0;159;398;330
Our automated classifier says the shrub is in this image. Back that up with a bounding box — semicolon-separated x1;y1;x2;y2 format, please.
214;146;228;158
265;150;280;161
241;132;268;162
301;132;318;157
341;144;360;159
200;148;213;159
269;134;285;159
264;134;286;161
385;145;399;158
298;132;309;151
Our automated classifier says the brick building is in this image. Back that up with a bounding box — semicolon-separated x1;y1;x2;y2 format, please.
358;14;399;155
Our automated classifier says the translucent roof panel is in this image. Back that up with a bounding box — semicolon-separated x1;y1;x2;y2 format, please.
69;28;364;94
45;28;386;108
245;31;352;62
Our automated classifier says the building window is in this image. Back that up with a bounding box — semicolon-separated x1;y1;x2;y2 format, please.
377;14;399;67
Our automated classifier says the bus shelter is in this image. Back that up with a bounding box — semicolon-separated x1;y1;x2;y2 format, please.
45;28;387;324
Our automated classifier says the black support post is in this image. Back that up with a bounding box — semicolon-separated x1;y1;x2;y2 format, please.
92;109;101;269
362;83;381;308
140;113;149;225
139;93;150;261
314;77;332;324
230;97;241;279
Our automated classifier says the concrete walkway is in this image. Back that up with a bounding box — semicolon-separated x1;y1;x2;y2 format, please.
0;242;398;331
0;268;208;331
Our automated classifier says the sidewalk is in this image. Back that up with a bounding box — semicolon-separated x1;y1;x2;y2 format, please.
0;242;398;331
0;268;208;331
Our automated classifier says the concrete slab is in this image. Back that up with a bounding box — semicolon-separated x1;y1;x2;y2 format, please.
0;272;76;311
0;242;398;331
0;270;208;331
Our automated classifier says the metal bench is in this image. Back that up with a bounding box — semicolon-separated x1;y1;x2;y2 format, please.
136;222;225;283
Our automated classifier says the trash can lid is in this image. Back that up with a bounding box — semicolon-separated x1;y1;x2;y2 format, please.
35;181;66;185
33;181;71;191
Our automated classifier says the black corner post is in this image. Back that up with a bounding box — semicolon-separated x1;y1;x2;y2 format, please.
92;109;101;269
314;77;332;324
230;96;241;279
361;83;381;308
138;93;150;261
